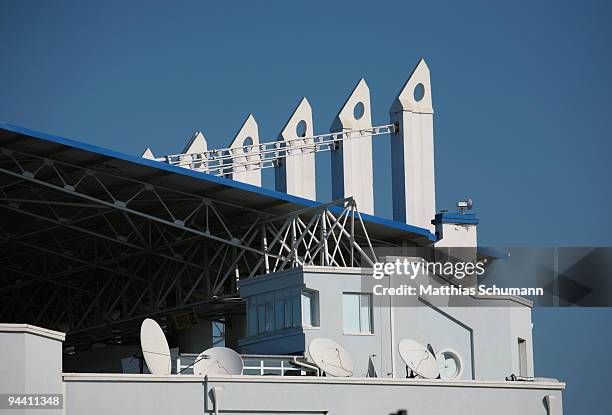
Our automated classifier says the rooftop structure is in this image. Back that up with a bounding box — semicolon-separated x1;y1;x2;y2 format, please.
0;59;565;414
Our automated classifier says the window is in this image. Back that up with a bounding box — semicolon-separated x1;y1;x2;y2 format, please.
265;302;274;332
274;298;284;330
246;289;311;336
291;296;300;328
257;304;265;334
248;304;257;336
301;290;319;327
342;293;372;333
518;338;527;376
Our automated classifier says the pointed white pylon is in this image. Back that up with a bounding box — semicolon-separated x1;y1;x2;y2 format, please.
274;97;316;200
390;58;434;114
183;131;208;154
180;131;208;171
228;114;262;186
389;59;436;231
141;147;155;160
330;79;374;214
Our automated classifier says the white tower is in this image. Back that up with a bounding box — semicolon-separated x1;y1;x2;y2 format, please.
274;97;316;200
330;79;374;214
390;59;436;231
228;114;262;186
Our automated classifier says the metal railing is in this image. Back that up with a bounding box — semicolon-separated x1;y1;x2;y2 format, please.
175;353;317;376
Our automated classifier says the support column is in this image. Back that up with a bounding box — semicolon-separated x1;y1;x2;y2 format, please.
330;79;374;214
228;114;262;186
390;59;436;231
274;97;316;200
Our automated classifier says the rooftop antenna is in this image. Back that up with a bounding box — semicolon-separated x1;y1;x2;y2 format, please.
139;318;171;375
193;347;244;376
308;338;354;377
457;198;473;214
398;339;439;379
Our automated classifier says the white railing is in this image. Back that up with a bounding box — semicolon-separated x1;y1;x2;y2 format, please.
175;353;317;376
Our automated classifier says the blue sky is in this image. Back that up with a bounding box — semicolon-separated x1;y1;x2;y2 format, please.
1;1;611;413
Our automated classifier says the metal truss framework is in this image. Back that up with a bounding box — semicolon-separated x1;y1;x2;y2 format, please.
0;145;382;348
162;124;397;176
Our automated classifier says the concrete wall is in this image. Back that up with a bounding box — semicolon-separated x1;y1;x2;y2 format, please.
63;374;564;415
0;320;559;415
0;324;65;415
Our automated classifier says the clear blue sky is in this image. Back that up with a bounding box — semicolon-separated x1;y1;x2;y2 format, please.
1;1;611;413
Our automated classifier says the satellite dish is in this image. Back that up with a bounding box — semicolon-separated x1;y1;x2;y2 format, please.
466;198;473;210
308;338;354;377
436;349;463;380
193;347;244;376
398;339;439;379
140;318;171;375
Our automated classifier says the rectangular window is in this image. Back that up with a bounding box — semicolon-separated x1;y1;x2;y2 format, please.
301;290;319;327
342;293;372;334
257;304;265;334
292;296;300;328
518;338;527;376
265;302;274;332
248;305;257;336
274;299;284;330
284;299;293;329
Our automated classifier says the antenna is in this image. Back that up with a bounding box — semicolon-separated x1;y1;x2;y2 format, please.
139;318;171;375
457;198;473;214
308;338;354;377
398;339;439;379
192;347;244;376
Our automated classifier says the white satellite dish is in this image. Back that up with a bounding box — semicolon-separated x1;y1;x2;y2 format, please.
193;347;244;376
140;318;171;375
308;338;354;377
436;348;463;380
398;339;439;379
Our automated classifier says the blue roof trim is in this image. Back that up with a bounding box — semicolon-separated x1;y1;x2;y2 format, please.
0;122;437;241
432;212;479;225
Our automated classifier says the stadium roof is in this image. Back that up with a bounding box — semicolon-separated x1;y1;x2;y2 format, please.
0;123;436;244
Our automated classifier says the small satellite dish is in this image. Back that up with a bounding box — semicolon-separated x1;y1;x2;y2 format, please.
436;349;463;380
193;347;244;376
140;318;171;375
308;338;354;377
398;339;439;379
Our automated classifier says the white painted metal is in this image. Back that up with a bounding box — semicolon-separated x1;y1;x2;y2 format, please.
308;337;354;377
398;338;439;379
193;347;244;376
390;59;436;231
330;79;374;215
180;131;209;170
275;97;316;199
183;131;208;154
141;147;155;160
162;124;394;177
228;114;261;186
140;318;171;375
